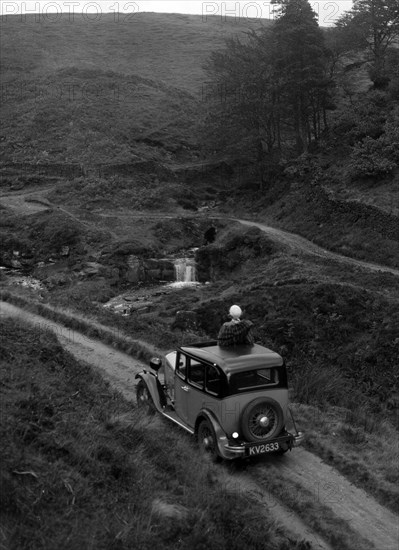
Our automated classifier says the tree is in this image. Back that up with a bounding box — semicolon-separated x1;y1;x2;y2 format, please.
203;0;334;189
336;0;399;87
271;0;333;154
203;31;281;191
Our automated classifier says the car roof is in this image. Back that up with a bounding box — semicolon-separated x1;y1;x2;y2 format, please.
179;342;283;375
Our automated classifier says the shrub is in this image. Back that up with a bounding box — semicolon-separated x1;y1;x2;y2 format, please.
348;112;399;180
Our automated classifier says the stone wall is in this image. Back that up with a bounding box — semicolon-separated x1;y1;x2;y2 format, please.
308;185;399;242
97;161;175;180
0;163;84;179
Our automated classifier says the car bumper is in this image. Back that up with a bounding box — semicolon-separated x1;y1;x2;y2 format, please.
218;431;304;459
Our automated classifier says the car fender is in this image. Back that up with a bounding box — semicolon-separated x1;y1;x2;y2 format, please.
195;408;229;455
135;371;166;411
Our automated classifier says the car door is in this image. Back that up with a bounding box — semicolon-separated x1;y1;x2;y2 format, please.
174;353;190;424
185;359;206;428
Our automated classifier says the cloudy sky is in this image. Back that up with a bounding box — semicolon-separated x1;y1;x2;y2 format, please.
2;1;353;25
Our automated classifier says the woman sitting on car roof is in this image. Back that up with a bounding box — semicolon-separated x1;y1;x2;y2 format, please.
217;305;255;347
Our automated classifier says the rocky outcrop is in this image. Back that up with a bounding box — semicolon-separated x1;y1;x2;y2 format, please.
126;255;175;283
196;227;278;282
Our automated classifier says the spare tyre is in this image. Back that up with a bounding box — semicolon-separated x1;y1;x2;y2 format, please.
241;397;284;442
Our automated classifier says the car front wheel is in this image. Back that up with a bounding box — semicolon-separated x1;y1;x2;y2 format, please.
136;380;155;413
197;419;221;462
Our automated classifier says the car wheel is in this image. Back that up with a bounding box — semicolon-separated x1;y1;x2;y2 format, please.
197;419;221;462
241;397;284;442
136;380;155;414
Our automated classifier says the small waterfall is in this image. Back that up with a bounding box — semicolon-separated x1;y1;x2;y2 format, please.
174;258;197;284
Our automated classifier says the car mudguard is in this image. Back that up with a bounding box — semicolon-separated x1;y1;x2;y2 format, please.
195;408;232;459
135;371;166;411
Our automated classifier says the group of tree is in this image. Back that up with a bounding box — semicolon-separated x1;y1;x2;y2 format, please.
335;0;399;88
203;0;399;190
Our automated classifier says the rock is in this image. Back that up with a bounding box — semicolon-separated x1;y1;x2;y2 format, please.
151;499;189;521
126;256;175;283
126;255;144;283
11;259;22;268
44;273;70;288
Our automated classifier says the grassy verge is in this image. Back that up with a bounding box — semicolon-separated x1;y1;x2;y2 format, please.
252;466;375;550
293;404;399;515
1;316;308;550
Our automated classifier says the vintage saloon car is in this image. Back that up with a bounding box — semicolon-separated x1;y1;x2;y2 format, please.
135;341;304;460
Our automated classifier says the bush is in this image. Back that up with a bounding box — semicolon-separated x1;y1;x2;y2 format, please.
331;91;388;145
348;112;399;180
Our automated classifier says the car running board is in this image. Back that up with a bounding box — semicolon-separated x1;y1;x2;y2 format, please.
161;410;195;435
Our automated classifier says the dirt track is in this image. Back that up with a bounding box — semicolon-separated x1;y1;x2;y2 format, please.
2;300;398;550
235;219;399;277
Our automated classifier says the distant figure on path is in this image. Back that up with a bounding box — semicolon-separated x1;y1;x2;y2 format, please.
217;305;255;347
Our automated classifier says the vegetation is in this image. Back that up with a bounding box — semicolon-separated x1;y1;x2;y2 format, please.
203;0;335;189
348;109;399;179
1;316;313;550
296;403;399;513
336;0;399;87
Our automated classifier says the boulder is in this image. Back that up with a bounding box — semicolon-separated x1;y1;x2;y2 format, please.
126;255;142;283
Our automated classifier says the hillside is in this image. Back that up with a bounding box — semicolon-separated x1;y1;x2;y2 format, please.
0;13;267;165
1;11;398;269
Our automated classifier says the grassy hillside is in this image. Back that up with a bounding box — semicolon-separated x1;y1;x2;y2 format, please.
0;13;266;165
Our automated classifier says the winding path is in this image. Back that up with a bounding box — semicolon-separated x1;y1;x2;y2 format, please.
235;218;399;277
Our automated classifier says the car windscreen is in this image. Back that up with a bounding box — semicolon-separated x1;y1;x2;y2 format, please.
229;367;280;393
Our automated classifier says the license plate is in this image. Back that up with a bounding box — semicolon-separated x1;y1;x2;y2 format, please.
247;441;280;456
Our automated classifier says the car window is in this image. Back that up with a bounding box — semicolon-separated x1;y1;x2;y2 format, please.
230;368;279;392
206;365;222;396
176;354;187;380
187;360;205;390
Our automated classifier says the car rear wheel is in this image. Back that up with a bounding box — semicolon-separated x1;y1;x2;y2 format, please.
241;397;284;442
136;380;155;414
197;419;221;462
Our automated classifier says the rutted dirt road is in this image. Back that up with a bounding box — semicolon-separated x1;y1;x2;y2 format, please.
2;300;398;550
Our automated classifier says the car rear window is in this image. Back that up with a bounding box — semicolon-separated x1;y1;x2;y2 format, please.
229;368;279;392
